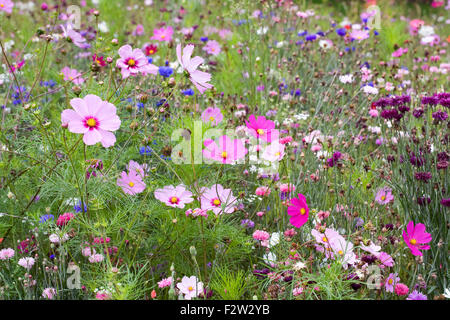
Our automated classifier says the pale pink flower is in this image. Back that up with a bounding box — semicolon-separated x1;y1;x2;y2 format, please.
61;66;84;85
0;0;14;14
201;107;223;126
350;30;370;42
61;94;121;148
0;248;15;260
261;141;285;162
154;185;194;209
151;26;173;42
132;24;145;36
116;45;158;79
88;253;104;263
117;170;146;195
176;44;213;94
60;24;88;48
82;246;96;257
177;276;203;300
202;135;247;164
126;160;148;178
200;184;237;215
202;40;221;56
42;288;57;300
18;257;35;270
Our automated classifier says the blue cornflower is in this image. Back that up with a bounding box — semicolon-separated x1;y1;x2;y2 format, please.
200;37;208;42
139;146;153;155
156;99;166;107
336;28;347;37
316;31;325;36
159;66;173;78
148;57;153;64
182;89;195;96
39;214;54;223
137;102;144;109
74;201;87;213
374;30;379;36
297;31;308;37
305;34;317;41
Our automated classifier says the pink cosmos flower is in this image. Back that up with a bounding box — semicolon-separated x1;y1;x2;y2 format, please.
95;290;112;300
375;187;394;205
60;24;88;48
61;94;121;148
154;185;194;209
201;107;223;126
350;30;370;42
116;45;158;79
261;141;285;162
360;241;381;256
245;114;279;142
126;160;148;178
279;183;295;193
151;26;173;42
18;257;35;270
329;237;357;268
202;135;247;164
378;251;394;267
82;246;96;257
177;276;203;300
0;248;15;260
385;273;400;293
176;44;213;94
0;0;14;14
402;221;432;256
253;230;270;241
132;24;145;36
158;277;172;288
202;40;221;56
57;212;75;227
287;193;309;228
42;288;57;300
61;66;84;85
117;170;146;195
185;208;208;218
200;184;237;215
409;19;425;36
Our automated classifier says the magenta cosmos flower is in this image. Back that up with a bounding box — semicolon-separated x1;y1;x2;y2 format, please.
176;44;213;94
61;95;121;148
150;26;173;42
375;187;394;205
384;273;400;293
200;184;237;215
201;107;223;126
154;185;194;209
202;40;221;56
61;66;84;85
287;193;309;228
0;0;14;14
202;135;247;164
245;114;279;142
116;45;158;79
402;221;432;256
117;170;146;195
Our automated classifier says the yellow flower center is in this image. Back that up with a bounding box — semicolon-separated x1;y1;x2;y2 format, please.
410;238;417;245
127;59;136;66
221;151;228;159
149;50;154;54
213;199;221;206
257;129;265;135
86;118;97;127
0;4;4;8
209;116;215;122
69;76;74;80
275;152;280;156
322;237;328;242
381;195;386;201
338;250;344;255
170;197;179;204
161;35;165;39
388;279;393;285
300;208;306;215
128;182;135;187
188;286;193;291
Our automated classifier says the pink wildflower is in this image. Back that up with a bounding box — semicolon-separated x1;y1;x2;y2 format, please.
252;230;270;241
177;276;203;300
154;185;194;209
402;221;432;256
61;95;121;148
245;114;279;143
176;44;213;94
201;107;223;126
202;135;247;164
395;283;409;296
385;273;400;293
0;248;15;260
116;45;158;79
158;277;172;288
0;0;14;14
200;184;237;215
287;193;309;228
151;26;173;42
56;212;75;227
117;170;146;195
202;40;221;56
61;66;84;85
42;288;57;300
